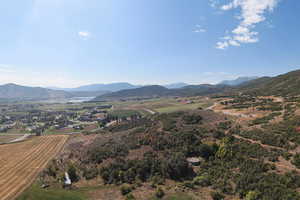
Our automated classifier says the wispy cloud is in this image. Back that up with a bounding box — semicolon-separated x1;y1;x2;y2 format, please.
193;25;207;33
213;0;280;49
194;28;207;33
0;64;15;73
78;31;91;40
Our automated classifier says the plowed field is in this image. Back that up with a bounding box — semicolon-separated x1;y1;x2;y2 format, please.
0;135;68;200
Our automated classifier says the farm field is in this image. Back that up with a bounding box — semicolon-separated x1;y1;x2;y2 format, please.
118;97;213;114
0;135;69;200
154;102;212;113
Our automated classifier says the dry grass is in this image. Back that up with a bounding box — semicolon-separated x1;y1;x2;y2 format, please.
0;135;68;200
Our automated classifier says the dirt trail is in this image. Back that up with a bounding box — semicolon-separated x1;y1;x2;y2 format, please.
232;134;284;151
232;134;300;173
210;97;300;173
0;135;68;200
9;134;31;143
143;108;156;115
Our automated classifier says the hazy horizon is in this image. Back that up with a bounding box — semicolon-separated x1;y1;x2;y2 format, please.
0;72;287;89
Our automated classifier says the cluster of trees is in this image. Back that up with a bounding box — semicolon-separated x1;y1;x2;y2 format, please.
238;129;291;148
144;129;218;159
182;114;203;125
100;152;193;184
87;139;129;164
256;102;283;112
283;103;297;120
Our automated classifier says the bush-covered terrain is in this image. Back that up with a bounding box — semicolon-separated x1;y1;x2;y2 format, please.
35;106;300;200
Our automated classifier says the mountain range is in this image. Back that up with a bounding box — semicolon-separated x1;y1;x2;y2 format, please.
52;82;138;92
3;71;300;102
93;70;300;100
0;77;255;101
50;82;189;92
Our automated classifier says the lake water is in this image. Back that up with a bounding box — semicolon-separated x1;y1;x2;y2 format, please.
68;96;95;103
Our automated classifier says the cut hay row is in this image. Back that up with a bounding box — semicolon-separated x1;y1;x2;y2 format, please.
0;136;49;172
0;135;68;200
0;137;57;186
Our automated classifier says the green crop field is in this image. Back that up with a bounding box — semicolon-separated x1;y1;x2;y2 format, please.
109;109;141;118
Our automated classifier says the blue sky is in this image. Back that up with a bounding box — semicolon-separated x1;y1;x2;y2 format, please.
0;0;299;87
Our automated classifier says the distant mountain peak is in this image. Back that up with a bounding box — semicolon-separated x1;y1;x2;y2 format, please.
219;76;259;86
52;82;139;92
48;82;190;92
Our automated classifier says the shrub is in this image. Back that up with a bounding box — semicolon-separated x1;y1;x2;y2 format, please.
125;193;136;200
292;154;300;168
193;175;211;187
155;187;165;198
183;114;203;125
151;175;165;186
165;152;192;180
87;140;129;164
83;167;98;180
120;184;133;196
245;191;260;200
68;164;79;182
183;181;194;189
210;191;225;200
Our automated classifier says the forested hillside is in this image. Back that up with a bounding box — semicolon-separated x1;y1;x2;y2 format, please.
239;70;300;96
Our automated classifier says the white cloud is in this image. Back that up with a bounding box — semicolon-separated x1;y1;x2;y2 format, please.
78;31;91;40
216;41;229;49
214;0;280;49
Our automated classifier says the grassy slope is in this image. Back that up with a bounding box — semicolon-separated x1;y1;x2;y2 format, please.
150;193;194;200
155;102;212;113
16;184;86;200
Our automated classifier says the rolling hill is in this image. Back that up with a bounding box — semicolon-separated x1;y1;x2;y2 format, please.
93;85;172;101
0;83;71;101
93;69;300;100
238;70;300;96
93;84;231;101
